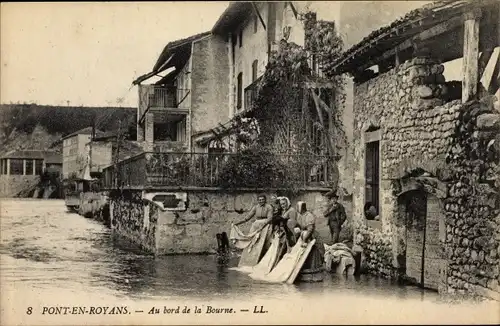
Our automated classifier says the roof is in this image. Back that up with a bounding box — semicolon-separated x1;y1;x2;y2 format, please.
61;127;105;140
44;152;63;164
1;150;62;164
212;2;254;35
132;31;211;85
92;130;118;141
330;0;498;75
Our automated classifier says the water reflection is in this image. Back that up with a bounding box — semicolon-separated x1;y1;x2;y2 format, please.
1;199;440;303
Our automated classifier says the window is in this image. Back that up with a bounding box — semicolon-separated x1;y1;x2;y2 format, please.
237;72;243;110
10;159;23;175
0;160;3;175
154;122;177;141
252;60;258;82
231;33;237;63
253;14;258;33
175;118;187;143
35;160;43;175
25;160;34;175
239;29;243;47
365;130;380;219
153;116;187;142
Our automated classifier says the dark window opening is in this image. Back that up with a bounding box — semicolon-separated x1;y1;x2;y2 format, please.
231;33;237;63
10;159;24;175
253;14;258;33
239;29;243;48
153;118;187;142
25;160;33;175
252;60;258;82
35;160;43;175
237;72;243;110
365;140;380;219
306;90;329;155
154;122;177;141
320;88;332;108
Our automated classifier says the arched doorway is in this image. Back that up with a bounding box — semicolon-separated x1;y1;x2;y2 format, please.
398;189;446;291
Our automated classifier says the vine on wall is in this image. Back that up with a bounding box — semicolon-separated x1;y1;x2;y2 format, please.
219;12;346;190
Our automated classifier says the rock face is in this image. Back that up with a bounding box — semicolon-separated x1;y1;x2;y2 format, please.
350;54;500;300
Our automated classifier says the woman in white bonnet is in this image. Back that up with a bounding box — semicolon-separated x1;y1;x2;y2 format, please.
271;196;296;263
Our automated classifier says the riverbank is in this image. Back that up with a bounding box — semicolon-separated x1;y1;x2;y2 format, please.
1;199;498;325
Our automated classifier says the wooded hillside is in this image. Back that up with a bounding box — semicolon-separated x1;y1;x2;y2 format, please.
0;104;137;153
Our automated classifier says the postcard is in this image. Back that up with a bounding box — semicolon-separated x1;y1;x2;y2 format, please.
1;1;499;325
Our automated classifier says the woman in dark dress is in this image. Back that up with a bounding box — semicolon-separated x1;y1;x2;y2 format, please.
292;201;325;282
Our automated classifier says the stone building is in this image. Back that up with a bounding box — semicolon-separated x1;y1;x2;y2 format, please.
61;127;104;179
103;2;341;255
195;1;339;151
0;150;62;197
330;0;499;300
132;31;230;153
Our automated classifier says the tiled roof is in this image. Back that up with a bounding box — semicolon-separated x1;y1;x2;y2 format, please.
1;150;62;164
152;31;211;72
61;127;105;140
133;31;211;85
331;0;496;74
212;2;253;35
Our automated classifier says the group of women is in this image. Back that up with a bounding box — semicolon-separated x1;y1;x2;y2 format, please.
230;194;325;283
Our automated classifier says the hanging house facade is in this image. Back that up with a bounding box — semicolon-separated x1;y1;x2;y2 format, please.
101;1;341;256
331;0;499;300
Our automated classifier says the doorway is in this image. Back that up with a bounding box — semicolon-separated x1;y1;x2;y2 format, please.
400;190;446;290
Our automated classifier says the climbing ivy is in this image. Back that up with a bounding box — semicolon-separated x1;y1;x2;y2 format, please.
219;12;346;191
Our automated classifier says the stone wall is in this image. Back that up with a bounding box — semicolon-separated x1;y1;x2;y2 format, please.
442;97;500;300
109;189;337;255
78;192;108;219
352;57;454;230
191;35;230;136
351;55;500;300
0;175;40;197
90;141;112;171
109;190;156;253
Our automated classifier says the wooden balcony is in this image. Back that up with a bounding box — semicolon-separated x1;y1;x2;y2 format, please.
138;85;189;120
101;152;335;190
244;77;261;112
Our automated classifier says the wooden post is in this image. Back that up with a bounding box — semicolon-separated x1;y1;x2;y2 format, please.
22;159;26;176
6;159;10;175
395;48;400;68
462;9;482;103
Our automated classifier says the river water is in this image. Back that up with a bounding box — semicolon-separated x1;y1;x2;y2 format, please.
1;199;497;325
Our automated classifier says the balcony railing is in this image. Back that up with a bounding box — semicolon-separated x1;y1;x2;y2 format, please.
102;152;335;189
244;77;262;112
307;52;326;79
138;85;190;119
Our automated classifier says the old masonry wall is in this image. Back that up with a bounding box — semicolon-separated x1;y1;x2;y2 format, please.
108;189;335;255
351;55;500;300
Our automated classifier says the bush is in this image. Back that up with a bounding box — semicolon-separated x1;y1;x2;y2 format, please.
218;147;288;189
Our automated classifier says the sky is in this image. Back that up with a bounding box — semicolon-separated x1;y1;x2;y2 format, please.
1;1;483;109
0;2;229;107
